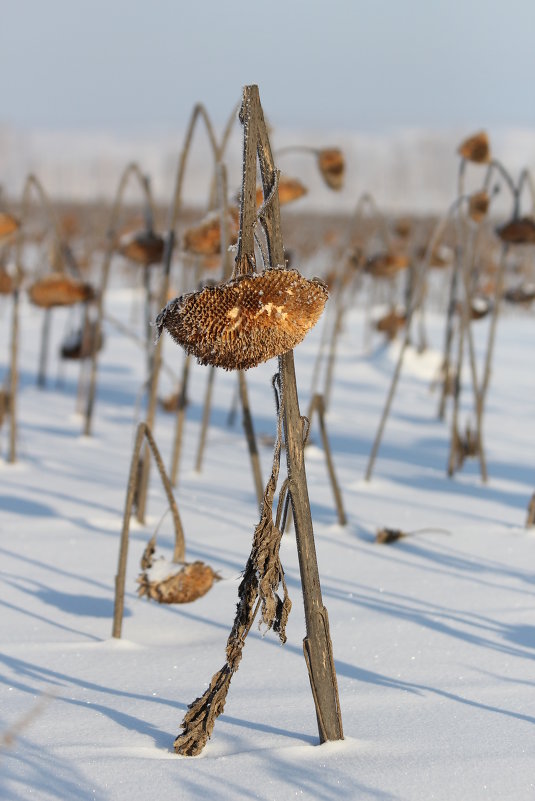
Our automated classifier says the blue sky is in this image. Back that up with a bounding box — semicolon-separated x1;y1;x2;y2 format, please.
2;0;534;133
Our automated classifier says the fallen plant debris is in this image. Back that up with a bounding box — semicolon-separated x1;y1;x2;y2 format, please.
376;527;451;544
137;537;220;604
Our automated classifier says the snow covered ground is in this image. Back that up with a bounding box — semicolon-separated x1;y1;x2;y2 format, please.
0;279;534;800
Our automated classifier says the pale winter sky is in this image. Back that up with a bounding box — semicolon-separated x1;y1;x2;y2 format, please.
1;0;534;134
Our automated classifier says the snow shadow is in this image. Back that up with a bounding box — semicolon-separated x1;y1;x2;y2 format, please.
0;494;56;517
0;652;316;752
0;744;105;801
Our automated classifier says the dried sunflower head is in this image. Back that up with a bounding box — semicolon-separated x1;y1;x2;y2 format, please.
0;212;20;241
458;131;491;164
468;190;490;223
137;559;220;604
503;283;535;305
156;267;328;371
28;273;95;308
376;527;406;544
183;208;240;256
496;217;535;245
375;308;406;339
364;251;409;279
60;323;103;360
317;148;345;190
118;229;165;266
256;177;307;208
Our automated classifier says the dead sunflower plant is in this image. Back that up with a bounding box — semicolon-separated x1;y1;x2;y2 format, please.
162;85;343;756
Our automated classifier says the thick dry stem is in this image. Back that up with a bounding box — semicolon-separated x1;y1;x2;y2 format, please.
247;82;342;742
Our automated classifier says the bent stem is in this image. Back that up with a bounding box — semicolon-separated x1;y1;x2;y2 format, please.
138;103;224;520
84;162;155;437
112;421;185;639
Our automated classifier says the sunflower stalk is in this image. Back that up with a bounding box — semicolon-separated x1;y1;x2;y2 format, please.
247;84;343;743
174;84;342;756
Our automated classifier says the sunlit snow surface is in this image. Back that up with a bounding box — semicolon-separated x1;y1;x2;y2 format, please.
0;280;534;801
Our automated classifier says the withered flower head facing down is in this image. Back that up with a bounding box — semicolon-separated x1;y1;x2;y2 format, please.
468;190;490;223
503;283;535;305
183;208;240;256
364;251;409;279
375;308;406;339
496;216;535;245
117;229;165;266
137;560;220;604
60;323;103;360
28;273;95;308
457;131;491;164
0;212;20;241
317;148;345;190
255;177;307;208
157;267;328;371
